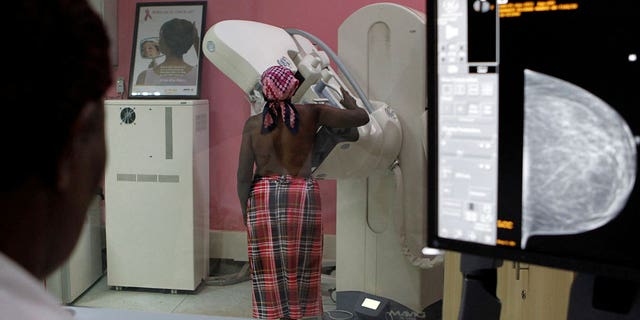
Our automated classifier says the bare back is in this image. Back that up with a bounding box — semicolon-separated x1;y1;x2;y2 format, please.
248;104;318;177
237;92;368;218
244;102;368;177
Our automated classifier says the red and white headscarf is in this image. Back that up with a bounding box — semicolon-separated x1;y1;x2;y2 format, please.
260;65;300;134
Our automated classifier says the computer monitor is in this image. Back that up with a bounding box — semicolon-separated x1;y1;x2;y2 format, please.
427;0;640;280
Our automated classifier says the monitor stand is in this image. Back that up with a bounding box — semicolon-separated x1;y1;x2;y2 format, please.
568;273;640;319
458;254;503;320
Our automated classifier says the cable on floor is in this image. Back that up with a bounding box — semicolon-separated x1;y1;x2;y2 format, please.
206;262;250;286
322;310;354;320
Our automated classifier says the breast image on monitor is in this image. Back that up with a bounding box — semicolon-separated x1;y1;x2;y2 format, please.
427;0;640;279
522;70;636;248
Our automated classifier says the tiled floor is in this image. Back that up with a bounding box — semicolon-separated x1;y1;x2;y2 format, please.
71;268;337;319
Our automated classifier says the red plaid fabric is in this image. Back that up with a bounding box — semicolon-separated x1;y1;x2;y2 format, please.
246;175;323;320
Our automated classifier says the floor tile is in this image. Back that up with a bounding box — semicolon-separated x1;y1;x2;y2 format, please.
73;276;187;313
73;272;337;318
172;282;253;318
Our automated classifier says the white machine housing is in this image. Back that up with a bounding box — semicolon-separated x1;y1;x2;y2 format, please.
104;99;210;291
202;3;442;311
203;20;299;96
336;3;443;311
202;20;401;178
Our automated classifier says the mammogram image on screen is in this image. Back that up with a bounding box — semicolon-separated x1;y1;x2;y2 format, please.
521;69;637;248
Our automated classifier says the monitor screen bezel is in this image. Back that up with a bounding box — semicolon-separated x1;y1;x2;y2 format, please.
426;0;640;281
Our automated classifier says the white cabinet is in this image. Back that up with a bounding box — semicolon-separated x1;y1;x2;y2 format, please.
104;100;209;291
46;196;104;304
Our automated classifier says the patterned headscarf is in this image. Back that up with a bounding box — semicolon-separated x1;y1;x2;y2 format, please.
260;65;300;134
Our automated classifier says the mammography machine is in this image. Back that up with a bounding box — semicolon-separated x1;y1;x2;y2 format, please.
202;3;443;312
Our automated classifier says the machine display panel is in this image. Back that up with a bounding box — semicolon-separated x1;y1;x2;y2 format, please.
427;0;640;279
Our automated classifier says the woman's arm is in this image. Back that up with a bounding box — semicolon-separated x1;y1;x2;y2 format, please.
317;87;369;128
237;118;256;225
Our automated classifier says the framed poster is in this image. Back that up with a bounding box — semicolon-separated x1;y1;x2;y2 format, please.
128;2;206;98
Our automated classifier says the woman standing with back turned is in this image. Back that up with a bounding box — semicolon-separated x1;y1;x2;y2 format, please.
237;65;369;319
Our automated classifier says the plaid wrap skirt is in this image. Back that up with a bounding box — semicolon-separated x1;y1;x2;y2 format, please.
246;175;323;320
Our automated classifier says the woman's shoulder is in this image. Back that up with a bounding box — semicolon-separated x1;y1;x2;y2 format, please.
296;103;324;113
243;114;262;130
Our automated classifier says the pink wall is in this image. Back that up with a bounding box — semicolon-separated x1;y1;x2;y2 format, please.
109;0;426;234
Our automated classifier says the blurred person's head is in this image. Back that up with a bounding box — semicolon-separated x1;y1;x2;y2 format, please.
1;0;112;278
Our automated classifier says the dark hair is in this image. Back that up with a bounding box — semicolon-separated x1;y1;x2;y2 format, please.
3;0;112;190
159;18;196;56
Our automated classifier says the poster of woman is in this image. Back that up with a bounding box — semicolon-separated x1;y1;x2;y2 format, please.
129;2;206;98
